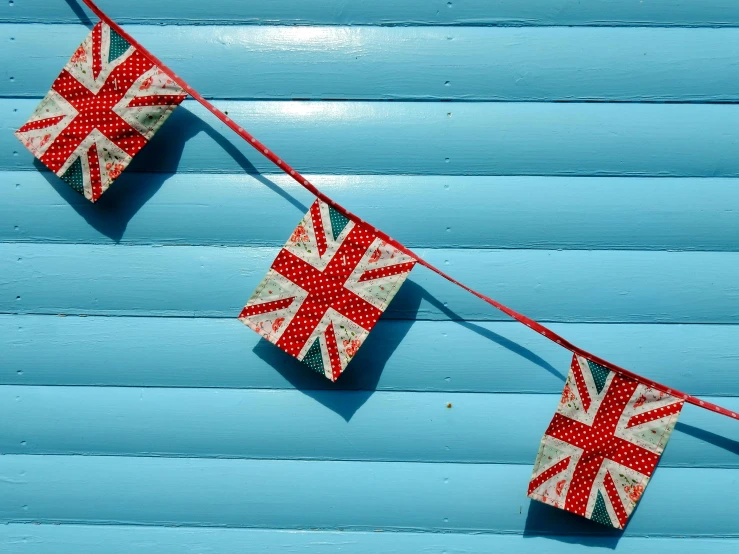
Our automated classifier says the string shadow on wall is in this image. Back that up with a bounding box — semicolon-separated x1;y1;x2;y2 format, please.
38;106;308;242
65;0;95;27
254;279;565;422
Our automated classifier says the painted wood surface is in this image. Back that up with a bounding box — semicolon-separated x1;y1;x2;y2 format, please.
2;387;737;467
2;525;738;554
3;243;739;322
1;455;738;536
6;25;739;102
4;172;739;251
4;315;739;396
7;1;739;27
6;100;739;176
2;0;738;552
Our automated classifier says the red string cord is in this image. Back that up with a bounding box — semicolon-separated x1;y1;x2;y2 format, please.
80;0;736;420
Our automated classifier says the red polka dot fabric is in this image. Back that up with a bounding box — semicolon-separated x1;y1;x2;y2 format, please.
527;354;684;529
14;22;187;202
239;199;416;381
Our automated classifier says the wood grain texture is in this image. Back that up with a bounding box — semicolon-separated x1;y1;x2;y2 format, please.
3;315;739;397
2;524;739;554
7;0;739;27
5;25;739;102
4;172;739;251
5;100;739;177
1;454;737;536
2;386;737;467
3;244;739;322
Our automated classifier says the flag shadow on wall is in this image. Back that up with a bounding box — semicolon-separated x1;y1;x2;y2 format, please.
37;106;309;242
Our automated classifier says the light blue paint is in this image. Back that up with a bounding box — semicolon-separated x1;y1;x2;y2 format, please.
0;455;737;537
2;2;738;552
5;25;739;101
1;524;738;554
1;387;737;467
4;315;739;396
3;172;739;251
3;243;739;322
7;0;739;27
6;100;739;177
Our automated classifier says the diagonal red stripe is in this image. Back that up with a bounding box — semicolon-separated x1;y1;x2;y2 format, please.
239;297;295;319
323;323;342;382
358;261;415;283
17;115;66;134
92;22;103;80
570;355;591;413
86;143;103;202
528;456;571;496
128;94;187;107
309;201;328;258
627;401;683;429
603;470;628;528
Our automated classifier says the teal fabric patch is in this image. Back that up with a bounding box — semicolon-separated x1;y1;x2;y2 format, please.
590;491;615;528
60;157;85;194
301;338;325;375
588;360;611;395
328;205;350;241
108;28;131;63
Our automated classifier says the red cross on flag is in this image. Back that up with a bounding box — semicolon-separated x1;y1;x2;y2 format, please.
239;199;416;381
528;354;684;529
14;22;187;202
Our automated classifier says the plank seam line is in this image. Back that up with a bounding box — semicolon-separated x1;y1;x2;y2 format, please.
1;522;739;541
6;240;739;253
0;452;733;470
9;167;739;178
5;312;739;326
6;312;739;325
1;519;739;537
5;20;739;29
7;311;739;327
6;242;739;254
1;383;737;399
5;94;739;104
5;170;739;180
6;452;739;468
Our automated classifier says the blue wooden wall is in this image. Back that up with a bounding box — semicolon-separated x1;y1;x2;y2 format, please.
2;1;739;552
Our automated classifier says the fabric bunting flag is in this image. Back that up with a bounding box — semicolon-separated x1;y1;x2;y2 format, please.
239;199;416;381
528;354;684;529
14;21;187;202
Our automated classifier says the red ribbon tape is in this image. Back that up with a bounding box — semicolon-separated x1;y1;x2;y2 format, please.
80;0;737;420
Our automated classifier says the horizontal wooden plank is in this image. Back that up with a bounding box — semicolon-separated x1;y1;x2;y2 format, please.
6;101;739;177
2;244;739;322
4;315;739;397
6;0;739;27
5;172;739;251
2;524;738;554
2;386;736;467
0;455;736;536
5;25;739;101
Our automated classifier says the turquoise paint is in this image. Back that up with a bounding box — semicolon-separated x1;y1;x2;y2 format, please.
5;25;739;102
6;100;739;177
7;0;739;27
3;173;739;251
2;2;738;551
3;315;739;396
3;244;739;322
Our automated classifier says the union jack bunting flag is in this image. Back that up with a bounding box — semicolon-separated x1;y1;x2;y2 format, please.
239;199;416;381
528;354;684;529
15;22;187;202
